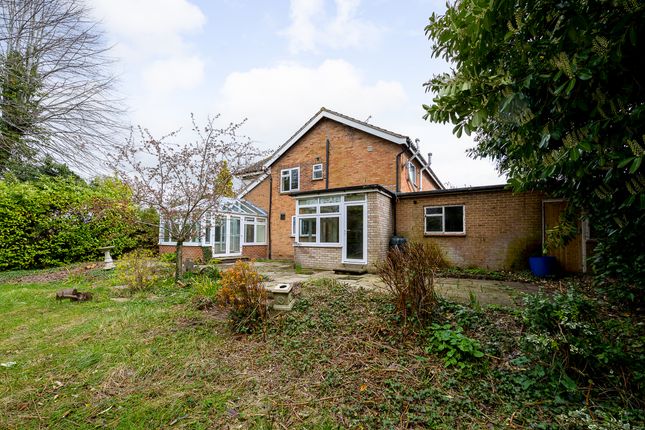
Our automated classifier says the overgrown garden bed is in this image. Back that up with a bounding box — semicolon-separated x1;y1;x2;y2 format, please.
1;264;643;429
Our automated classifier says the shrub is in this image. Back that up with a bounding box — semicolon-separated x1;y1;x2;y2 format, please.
159;252;176;264
0;176;154;269
521;288;645;397
216;260;268;335
117;249;165;292
200;264;220;281
376;241;446;327
193;274;220;298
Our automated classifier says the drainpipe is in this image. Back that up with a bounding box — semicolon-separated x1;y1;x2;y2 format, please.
325;137;330;189
393;146;407;236
268;172;273;259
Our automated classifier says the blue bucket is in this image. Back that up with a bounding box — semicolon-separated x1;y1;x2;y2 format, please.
529;256;557;277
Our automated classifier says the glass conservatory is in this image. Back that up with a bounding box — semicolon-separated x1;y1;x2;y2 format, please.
159;198;267;258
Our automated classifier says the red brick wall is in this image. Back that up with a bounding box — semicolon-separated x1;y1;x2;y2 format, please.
160;244;267;261
242;245;268;259
241;118;441;260
244;176;270;212
159;245;205;263
268;119;442;259
399;153;437;193
396;190;543;270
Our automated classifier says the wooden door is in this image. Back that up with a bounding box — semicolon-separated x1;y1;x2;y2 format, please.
543;201;582;273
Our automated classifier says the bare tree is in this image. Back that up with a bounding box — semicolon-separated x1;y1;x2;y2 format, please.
0;0;122;171
110;114;265;281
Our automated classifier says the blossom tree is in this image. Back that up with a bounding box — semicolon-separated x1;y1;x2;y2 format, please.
110;114;263;280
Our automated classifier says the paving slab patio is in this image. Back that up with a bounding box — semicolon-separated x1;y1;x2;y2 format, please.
249;261;541;307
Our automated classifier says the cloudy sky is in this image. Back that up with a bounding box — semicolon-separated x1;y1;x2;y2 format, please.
90;0;504;187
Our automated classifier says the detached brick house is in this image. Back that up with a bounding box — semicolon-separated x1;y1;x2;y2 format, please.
160;108;592;273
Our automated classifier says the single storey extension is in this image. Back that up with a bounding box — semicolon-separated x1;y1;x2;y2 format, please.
159;108;592;273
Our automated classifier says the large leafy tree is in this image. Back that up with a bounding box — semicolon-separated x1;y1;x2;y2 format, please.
424;0;645;291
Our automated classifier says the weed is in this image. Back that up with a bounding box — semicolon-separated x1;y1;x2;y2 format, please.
159;252;176;263
193;275;220;298
426;323;485;368
117;249;167;292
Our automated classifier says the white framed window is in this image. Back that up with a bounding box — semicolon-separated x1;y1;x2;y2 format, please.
312;163;323;180
295;196;341;245
424;205;465;234
243;217;267;244
160;219;202;244
281;167;300;192
291;215;296;237
408;161;417;186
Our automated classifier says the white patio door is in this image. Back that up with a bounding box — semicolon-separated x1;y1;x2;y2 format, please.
229;216;241;254
212;215;241;256
342;203;366;264
213;217;227;255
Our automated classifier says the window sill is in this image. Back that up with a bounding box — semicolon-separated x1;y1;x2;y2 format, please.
242;243;267;246
424;232;466;237
293;243;342;248
312;177;323;181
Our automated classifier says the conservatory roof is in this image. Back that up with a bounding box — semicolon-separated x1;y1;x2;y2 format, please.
218;197;267;217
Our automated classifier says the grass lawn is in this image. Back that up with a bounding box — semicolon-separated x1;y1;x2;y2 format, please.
1;264;642;429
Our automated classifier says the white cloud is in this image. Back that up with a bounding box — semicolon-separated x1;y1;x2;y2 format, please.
215;59;406;147
283;0;382;53
89;0;208;133
142;56;205;93
91;0;206;58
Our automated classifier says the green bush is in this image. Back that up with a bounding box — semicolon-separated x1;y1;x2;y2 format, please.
426;323;485;368
200;264;220;281
0;176;156;269
159;252;176;263
521;288;645;397
193;275;220;298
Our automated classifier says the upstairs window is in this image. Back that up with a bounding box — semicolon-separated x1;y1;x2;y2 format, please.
281;167;300;192
424;205;465;234
408;161;417;186
312;163;323;180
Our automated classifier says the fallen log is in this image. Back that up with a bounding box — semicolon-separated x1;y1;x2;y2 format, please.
56;289;93;302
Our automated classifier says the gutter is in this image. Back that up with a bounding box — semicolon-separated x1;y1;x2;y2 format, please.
397;183;509;198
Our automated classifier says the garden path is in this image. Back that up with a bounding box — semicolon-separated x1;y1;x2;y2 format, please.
247;261;542;307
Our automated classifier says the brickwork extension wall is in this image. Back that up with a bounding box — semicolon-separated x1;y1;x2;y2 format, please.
242;245;268;259
396;190;543;270
294;191;392;272
367;192;393;271
294;245;342;270
160;244;267;261
159;245;205;263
